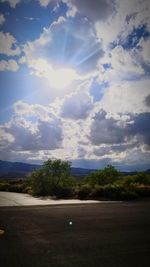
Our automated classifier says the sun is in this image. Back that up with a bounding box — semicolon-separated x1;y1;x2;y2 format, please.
48;67;80;89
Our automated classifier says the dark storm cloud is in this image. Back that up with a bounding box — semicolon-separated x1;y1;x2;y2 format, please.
93;143;138;156
90;109;150;147
127;112;150;146
144;95;150;107
68;0;117;22
90;110;125;145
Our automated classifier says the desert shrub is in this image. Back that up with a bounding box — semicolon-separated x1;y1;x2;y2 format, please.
134;173;150;185
102;184;123;200
8;183;26;193
77;184;92;199
0;182;10;191
90;185;104;199
134;185;150;197
30;159;76;197
120;173;150;187
86;165;122;186
119;190;138;200
22;186;32;194
54;186;75;199
30;170;52;196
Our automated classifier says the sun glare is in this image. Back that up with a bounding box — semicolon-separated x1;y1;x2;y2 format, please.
49;67;80;89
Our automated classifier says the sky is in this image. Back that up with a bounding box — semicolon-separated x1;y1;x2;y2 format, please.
0;0;150;171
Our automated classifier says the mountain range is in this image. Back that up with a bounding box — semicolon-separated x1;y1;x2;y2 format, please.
0;160;95;179
0;160;149;179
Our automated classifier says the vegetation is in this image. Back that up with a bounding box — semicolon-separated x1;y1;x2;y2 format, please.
0;159;150;201
30;159;76;198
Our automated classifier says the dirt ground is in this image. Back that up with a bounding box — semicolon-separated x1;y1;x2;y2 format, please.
0;202;150;267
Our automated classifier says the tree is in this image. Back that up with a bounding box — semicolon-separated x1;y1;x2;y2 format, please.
86;165;122;186
30;159;75;197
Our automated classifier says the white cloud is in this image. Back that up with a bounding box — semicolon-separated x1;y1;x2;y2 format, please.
25;57;81;89
23;14;102;78
66;3;77;18
0;32;21;56
18;56;26;64
95;0;150;48
97;79;150;114
139;37;150;63
24;17;40;21
98;45;144;84
0;128;14;149
0;59;19;71
0;14;5;25
0;101;63;151
60;81;93;120
38;0;52;7
24;27;52;59
14;100;51;121
0;0;20;8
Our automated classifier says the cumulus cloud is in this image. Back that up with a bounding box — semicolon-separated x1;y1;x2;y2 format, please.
139;37;150;64
0;32;21;56
90;109;150;149
0;101;63;151
98;45;144;84
0;14;5;25
38;0;52;7
14;100;52;120
98;79;150;114
93;143;138;157
127;112;150;146
90;110;126;145
23;14;103;77
60;82;93;120
0;128;14;149
0;59;19;72
4;117;62;151
144;95;150;107
0;0;20;8
64;0;116;22
95;0;150;48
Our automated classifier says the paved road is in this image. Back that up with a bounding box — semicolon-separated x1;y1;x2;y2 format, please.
0;191;101;206
0;201;150;267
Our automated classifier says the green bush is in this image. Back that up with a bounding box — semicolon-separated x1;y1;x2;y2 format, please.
30;159;76;197
119;173;150;187
77;184;92;200
90;185;104;199
8;183;26;193
90;184;139;201
119;191;138;200
102;184;123;200
86;165;122;186
0;182;10;191
134;185;150;197
55;186;75;199
31;170;52;196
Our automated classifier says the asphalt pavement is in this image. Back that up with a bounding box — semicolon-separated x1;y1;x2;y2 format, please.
0;201;150;267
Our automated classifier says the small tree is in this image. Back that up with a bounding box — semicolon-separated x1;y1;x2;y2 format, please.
86;165;122;186
30;159;75;197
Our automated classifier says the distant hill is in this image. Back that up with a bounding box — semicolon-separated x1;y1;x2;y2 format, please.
0;160;149;179
0;160;41;179
0;160;94;179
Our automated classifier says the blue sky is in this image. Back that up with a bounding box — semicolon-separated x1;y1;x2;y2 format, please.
0;0;150;170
